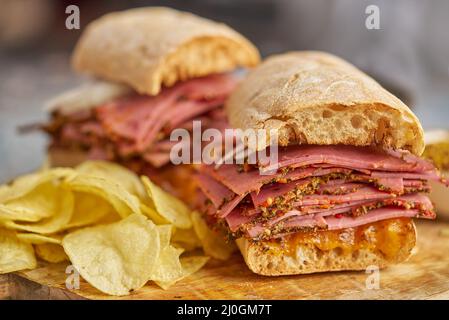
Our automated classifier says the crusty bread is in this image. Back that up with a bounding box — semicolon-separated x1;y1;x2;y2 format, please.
236;219;417;276
72;7;260;96
45;80;131;115
226;51;424;155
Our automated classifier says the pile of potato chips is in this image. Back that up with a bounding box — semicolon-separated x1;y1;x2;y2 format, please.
0;161;235;295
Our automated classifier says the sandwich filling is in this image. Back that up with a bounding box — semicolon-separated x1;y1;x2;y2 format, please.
253;218;415;260
195;145;446;241
43;73;236;169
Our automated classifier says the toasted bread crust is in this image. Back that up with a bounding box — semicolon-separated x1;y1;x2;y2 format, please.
226;51;424;155
72;7;260;96
236;219;417;276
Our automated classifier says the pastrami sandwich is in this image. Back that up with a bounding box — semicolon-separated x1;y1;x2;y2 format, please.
195;51;447;275
42;7;260;174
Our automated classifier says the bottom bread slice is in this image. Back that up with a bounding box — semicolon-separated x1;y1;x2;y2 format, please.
236;218;417;276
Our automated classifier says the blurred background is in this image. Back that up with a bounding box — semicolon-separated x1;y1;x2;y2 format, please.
1;0;449;182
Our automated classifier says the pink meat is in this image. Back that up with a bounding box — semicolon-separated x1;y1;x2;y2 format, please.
260;145;435;172
195;173;235;209
96;74;237;154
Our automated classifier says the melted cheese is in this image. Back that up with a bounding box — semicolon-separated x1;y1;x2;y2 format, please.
270;218;413;260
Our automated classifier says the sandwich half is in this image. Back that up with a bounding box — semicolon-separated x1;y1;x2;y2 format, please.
194;51;447;275
41;7;260;175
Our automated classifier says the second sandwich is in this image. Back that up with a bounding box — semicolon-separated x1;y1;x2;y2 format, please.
42;7;259;173
195;51;447;276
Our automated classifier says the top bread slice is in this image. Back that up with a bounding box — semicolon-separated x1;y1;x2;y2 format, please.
72;7;260;96
226;51;424;155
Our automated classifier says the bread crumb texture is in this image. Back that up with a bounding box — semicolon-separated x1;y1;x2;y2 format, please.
72;7;260;95
226;51;424;155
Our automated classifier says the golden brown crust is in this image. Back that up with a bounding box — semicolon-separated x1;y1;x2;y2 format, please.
72;7;260;95
236;219;417;276
226;51;424;155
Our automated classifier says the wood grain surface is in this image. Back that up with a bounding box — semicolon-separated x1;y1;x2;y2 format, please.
1;221;449;300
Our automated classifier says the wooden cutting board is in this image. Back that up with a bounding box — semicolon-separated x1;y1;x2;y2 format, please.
1;221;449;300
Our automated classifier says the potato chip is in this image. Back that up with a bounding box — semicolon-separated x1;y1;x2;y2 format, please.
141;176;192;229
0;169;75;222
5;188;74;234
149;225;185;283
62;214;160;296
149;246;185;283
64;174;141;218
17;233;62;245
0;182;63;222
149;224;207;288
0;228;37;274
0;162;213;295
172;227;202;251
0;173;42;204
0;168;75;203
35;243;69;263
0;218;9;227
65;192;112;229
76;161;147;201
140;203;166;225
94;212;122;225
191;211;236;260
156;225;173;248
155;256;209;290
